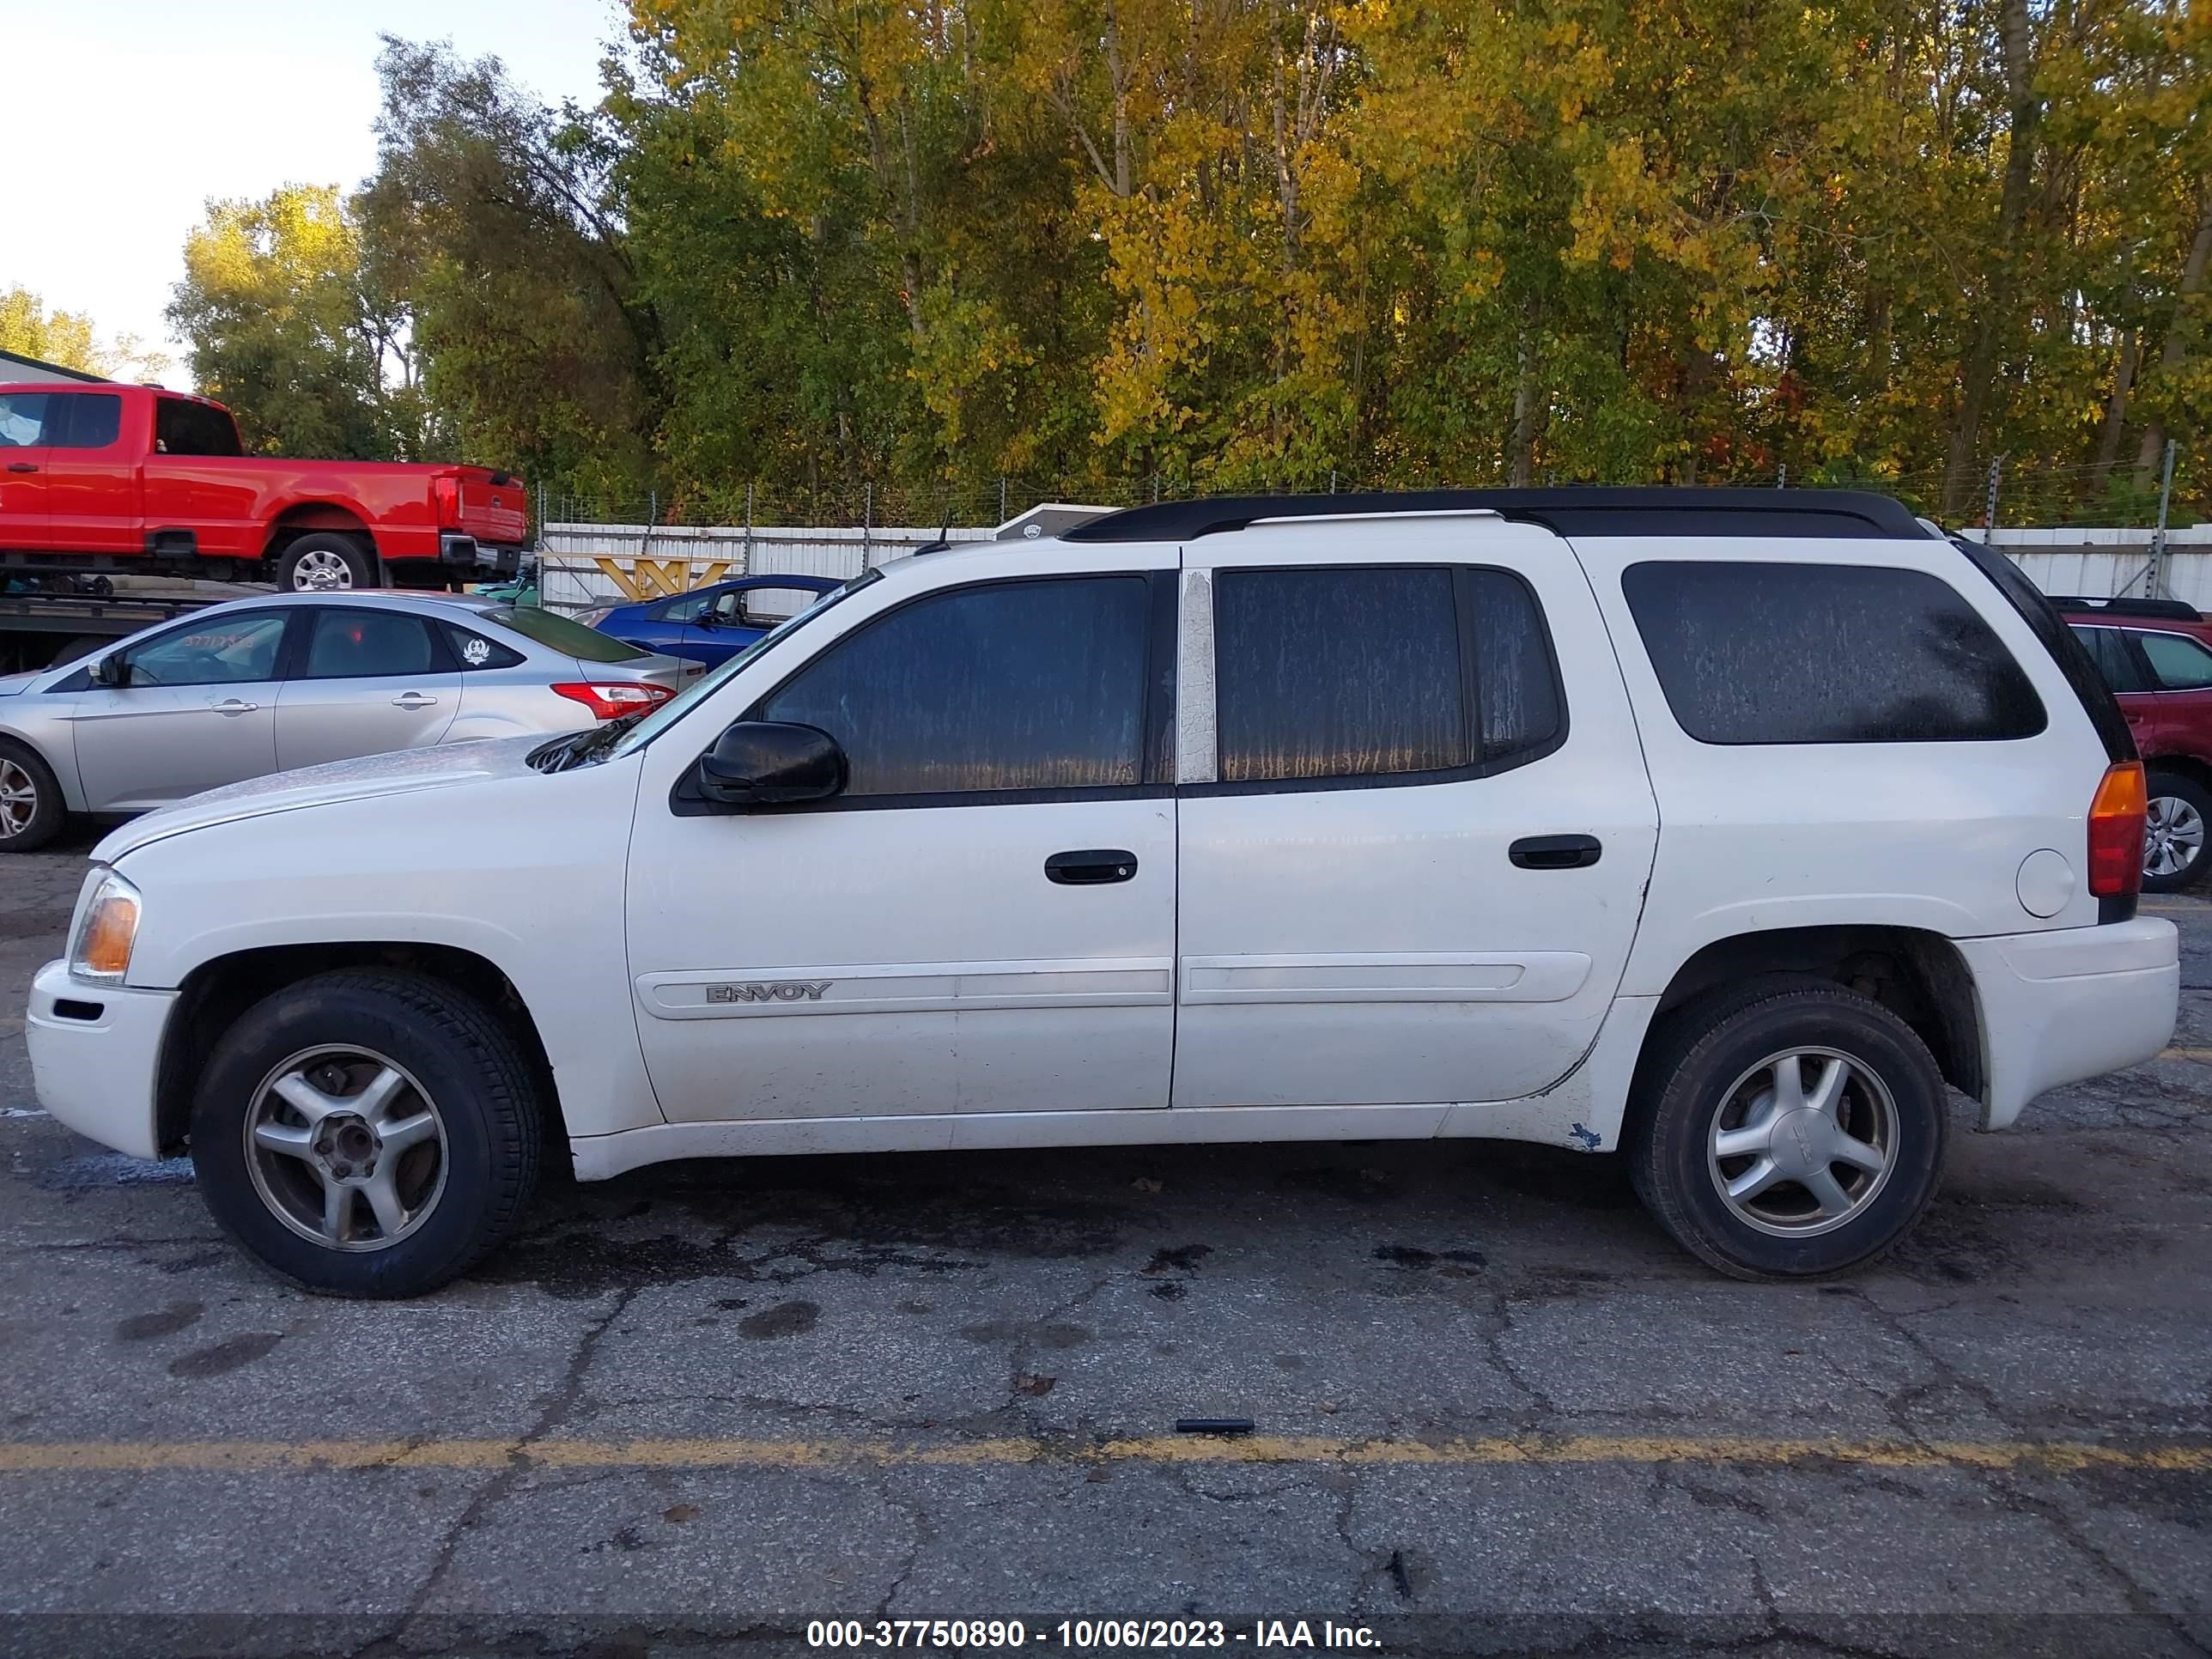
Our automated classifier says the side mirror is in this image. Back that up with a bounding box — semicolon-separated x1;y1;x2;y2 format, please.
92;653;129;688
696;720;846;808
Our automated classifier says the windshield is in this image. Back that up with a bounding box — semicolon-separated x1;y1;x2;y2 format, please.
609;570;880;758
488;605;651;663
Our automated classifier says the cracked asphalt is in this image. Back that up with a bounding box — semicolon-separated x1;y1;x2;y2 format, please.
2;823;2208;1658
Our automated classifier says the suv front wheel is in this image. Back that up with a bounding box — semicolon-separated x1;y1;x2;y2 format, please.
2142;770;2212;892
191;970;543;1297
1630;982;1947;1279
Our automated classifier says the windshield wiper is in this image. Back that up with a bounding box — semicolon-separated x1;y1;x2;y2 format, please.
532;710;647;773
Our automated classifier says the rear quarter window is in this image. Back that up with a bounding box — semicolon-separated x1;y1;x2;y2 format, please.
1623;561;2046;744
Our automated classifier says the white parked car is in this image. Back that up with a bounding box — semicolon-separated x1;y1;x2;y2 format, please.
0;591;702;851
25;489;2179;1297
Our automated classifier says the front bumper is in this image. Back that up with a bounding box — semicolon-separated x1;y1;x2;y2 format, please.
25;957;176;1160
438;533;524;577
1954;917;2179;1131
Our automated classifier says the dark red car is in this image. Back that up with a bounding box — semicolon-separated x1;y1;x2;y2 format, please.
0;382;527;592
2059;595;2212;890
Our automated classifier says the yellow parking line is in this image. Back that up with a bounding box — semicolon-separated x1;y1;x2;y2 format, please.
0;1435;2203;1475
2158;1047;2212;1061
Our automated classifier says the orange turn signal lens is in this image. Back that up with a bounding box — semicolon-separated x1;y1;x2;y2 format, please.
70;872;141;982
2087;761;2147;898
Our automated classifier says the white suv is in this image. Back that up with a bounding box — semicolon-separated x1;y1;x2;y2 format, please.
24;489;2180;1297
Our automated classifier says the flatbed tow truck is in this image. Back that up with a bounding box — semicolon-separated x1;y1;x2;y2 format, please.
0;575;254;675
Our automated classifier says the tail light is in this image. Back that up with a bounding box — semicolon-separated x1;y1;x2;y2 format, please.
2087;761;2147;896
551;681;675;721
432;476;462;527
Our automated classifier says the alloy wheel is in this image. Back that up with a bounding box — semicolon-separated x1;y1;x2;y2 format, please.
0;757;36;839
1706;1047;1899;1238
2145;793;2204;881
243;1047;448;1251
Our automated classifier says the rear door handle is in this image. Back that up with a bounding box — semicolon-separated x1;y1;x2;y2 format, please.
210;697;259;716
1510;834;1602;870
5;462;36;473
1046;848;1139;884
392;692;440;709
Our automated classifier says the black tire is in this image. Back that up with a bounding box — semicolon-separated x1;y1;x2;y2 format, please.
190;969;542;1297
0;736;68;854
1628;981;1948;1280
2142;770;2212;893
274;532;379;592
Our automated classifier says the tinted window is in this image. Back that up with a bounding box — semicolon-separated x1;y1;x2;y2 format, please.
122;612;288;686
2070;625;2150;694
443;623;526;670
154;398;243;458
0;392;49;447
50;393;121;449
721;584;822;628
1468;568;1562;762
651;592;712;623
1215;566;1466;781
303;610;440;678
487;605;650;662
757;576;1152;798
1623;562;2045;744
2137;631;2212;690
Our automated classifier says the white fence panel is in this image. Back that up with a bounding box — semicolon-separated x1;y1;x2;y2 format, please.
536;523;992;609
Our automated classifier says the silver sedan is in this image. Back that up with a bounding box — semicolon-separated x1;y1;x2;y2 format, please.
0;591;702;852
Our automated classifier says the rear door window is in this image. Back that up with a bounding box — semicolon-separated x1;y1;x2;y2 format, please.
301;609;448;679
48;393;122;449
1215;567;1466;782
2136;630;2212;691
1210;564;1562;786
1623;562;2046;744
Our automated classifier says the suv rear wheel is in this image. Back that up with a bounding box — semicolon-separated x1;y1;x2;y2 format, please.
2142;770;2211;892
191;970;542;1297
1630;981;1947;1279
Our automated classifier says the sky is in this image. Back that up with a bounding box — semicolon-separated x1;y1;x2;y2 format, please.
3;0;625;377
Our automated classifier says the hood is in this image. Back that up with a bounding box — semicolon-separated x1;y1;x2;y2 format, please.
0;670;39;697
94;734;558;862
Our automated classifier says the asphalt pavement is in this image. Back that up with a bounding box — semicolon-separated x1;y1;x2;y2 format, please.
1;822;2207;1658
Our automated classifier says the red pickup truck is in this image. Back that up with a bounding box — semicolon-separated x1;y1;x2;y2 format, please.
0;382;528;592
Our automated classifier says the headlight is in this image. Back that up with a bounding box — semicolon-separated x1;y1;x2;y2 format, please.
67;869;141;984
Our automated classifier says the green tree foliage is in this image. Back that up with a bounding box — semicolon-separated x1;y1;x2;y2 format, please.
163;4;2212;520
2;288;167;382
167;186;399;458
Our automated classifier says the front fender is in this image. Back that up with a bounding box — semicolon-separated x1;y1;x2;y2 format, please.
110;758;663;1137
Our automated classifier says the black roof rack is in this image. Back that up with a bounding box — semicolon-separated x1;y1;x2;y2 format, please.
1061;487;1930;544
2044;594;2203;622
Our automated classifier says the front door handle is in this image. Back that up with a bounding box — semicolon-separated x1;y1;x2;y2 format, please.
5;462;36;474
392;691;440;709
1045;848;1139;884
1510;834;1602;870
210;697;259;716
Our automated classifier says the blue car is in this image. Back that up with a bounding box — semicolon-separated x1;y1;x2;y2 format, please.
580;574;842;668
